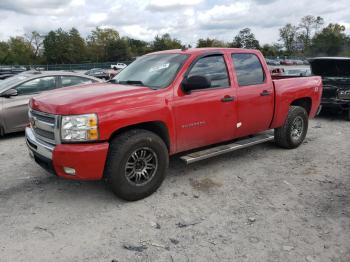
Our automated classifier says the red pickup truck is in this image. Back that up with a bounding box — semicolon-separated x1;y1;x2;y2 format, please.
26;48;322;200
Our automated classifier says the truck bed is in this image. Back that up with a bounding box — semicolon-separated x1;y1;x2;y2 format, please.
270;76;323;128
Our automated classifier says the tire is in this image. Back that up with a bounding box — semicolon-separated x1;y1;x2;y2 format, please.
274;106;308;149
104;129;169;201
347;109;350;121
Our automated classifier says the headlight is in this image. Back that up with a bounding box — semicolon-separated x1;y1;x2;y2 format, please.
61;114;99;142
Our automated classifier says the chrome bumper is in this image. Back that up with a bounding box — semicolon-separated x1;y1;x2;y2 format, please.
25;127;54;160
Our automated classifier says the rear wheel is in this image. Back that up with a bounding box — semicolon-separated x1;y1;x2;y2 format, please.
347;109;350;121
274;106;308;149
104;129;169;201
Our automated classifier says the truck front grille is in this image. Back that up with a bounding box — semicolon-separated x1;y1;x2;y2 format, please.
29;109;58;145
322;85;337;99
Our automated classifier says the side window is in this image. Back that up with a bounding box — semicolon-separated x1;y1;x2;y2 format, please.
61;76;94;87
15;76;56;95
232;53;265;86
188;55;230;89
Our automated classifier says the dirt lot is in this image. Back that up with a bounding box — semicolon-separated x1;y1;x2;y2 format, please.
0;112;349;262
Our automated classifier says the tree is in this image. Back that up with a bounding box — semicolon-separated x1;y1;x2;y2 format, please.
126;37;150;57
7;37;34;64
107;37;132;61
298;15;324;52
279;23;299;54
43;29;69;63
231;28;260;49
87;27;120;61
26;31;44;60
67;28;87;63
311;23;348;56
0;41;10;64
260;43;283;57
196;38;227;47
151;34;182;51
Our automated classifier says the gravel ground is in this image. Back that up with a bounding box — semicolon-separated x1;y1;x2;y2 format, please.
0;111;349;262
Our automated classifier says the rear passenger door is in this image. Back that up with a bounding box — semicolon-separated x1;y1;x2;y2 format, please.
231;53;274;137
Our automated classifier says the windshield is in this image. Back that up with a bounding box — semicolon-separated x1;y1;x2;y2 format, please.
112;53;188;89
310;59;350;77
0;74;29;92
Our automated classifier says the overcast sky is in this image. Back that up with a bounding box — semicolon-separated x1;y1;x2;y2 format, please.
0;0;349;45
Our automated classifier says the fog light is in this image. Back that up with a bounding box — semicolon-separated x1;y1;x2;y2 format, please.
63;167;76;175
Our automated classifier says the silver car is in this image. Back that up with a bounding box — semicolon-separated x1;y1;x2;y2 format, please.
0;71;102;135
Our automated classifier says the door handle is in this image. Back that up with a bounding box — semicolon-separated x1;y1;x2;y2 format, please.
260;90;271;96
221;95;235;102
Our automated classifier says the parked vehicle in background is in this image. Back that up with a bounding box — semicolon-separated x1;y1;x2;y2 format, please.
266;59;280;66
309;57;350;120
0;71;102;135
111;63;127;70
270;68;311;77
284;68;311;76
0;66;26;80
85;68;110;80
294;60;304;65
26;48;322;201
280;59;294;65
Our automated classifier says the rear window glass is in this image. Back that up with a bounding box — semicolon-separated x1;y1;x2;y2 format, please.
232;53;265;86
61;76;94;87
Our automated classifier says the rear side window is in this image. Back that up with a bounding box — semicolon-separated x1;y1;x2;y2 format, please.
61;76;95;87
188;55;230;88
232;53;265;86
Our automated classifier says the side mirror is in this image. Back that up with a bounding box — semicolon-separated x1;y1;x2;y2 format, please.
182;75;211;94
1;89;18;98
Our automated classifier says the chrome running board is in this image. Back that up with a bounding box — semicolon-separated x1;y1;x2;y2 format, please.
180;132;274;164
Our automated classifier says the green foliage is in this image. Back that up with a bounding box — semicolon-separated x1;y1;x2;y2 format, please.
43;29;71;63
279;23;299;55
231;28;260;49
260;43;283;57
1;19;349;66
278;15;349;57
310;23;348;56
7;37;34;64
196;38;227;48
86;27;120;62
0;41;10;64
126;37;150;57
151;34;182;51
68;28;87;63
298;15;324;52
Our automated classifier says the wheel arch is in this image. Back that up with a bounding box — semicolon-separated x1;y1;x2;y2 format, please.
290;97;312;115
108;121;171;151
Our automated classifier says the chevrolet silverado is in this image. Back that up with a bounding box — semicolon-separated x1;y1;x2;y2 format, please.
26;48;322;200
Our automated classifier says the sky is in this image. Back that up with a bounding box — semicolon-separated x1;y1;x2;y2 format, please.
0;0;349;46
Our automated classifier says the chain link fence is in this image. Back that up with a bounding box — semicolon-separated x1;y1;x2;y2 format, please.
0;61;133;72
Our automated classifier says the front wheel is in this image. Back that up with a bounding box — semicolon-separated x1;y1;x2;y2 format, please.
274;106;309;149
104;129;169;201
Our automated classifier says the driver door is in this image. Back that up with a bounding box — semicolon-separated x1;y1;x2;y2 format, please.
172;54;237;152
2;76;57;132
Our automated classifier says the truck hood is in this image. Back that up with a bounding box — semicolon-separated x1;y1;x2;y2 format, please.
309;58;350;77
30;82;155;115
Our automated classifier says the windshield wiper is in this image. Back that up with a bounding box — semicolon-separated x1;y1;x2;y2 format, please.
117;80;145;86
110;79;158;90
